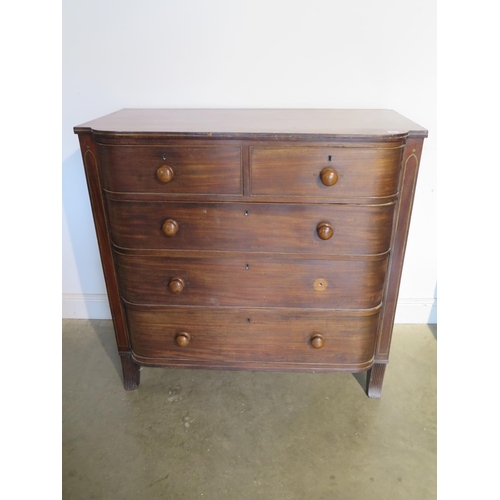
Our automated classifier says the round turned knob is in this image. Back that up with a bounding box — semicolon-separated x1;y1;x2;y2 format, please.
311;334;325;349
317;222;333;240
156;165;174;183
175;332;191;347
320;167;339;186
168;276;185;294
161;219;179;237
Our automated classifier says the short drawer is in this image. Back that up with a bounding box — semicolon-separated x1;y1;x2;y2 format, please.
250;146;403;199
125;305;379;370
115;253;388;309
106;200;395;255
97;145;242;195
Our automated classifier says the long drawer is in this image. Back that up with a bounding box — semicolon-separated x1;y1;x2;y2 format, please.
114;253;388;309
106;200;395;255
250;146;403;199
125;305;379;370
97;145;242;195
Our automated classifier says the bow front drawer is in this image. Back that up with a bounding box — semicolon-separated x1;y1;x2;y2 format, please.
114;253;388;309
125;305;379;371
106;200;395;255
97;145;242;195
250;146;403;199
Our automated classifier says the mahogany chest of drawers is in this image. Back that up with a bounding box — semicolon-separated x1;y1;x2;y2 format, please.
74;109;427;398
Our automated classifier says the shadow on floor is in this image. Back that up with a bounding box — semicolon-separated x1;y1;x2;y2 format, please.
352;371;368;393
428;324;437;340
89;319;123;380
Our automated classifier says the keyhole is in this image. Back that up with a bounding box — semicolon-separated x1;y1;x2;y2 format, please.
244;210;249;216
162;153;167;160
328;155;332;162
245;264;250;270
247;318;251;323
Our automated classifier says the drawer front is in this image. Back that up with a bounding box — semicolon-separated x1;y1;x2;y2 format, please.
115;254;388;309
106;200;395;255
250;146;403;199
126;305;379;369
97;145;242;195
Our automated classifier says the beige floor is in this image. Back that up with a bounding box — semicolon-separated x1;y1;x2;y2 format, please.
62;320;436;500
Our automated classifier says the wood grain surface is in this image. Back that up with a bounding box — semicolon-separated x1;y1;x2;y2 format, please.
250;146;403;199
97;144;242;195
105;200;396;256
75;108;428;139
125;305;379;368
114;253;388;309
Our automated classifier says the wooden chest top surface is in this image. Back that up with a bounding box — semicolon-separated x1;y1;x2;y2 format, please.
75;108;427;139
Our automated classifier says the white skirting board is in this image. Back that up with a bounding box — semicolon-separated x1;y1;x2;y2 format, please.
62;294;437;324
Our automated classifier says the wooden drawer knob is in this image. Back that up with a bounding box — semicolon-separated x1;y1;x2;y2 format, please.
317;222;333;240
320;167;338;186
175;332;191;347
311;334;325;349
168;276;185;294
156;165;174;183
162;219;179;237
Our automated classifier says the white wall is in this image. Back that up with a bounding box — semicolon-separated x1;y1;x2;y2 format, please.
62;0;436;323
